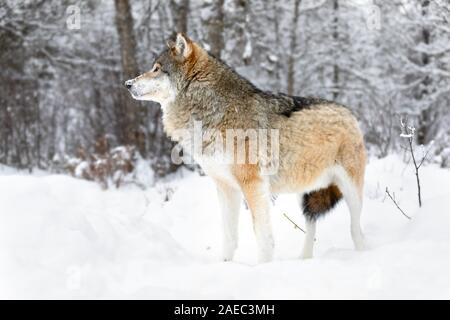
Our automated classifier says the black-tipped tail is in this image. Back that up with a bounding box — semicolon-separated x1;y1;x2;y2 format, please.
302;184;343;221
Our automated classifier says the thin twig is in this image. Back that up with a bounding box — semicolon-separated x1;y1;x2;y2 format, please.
283;213;307;233
385;187;411;220
282;213;317;241
418;144;433;169
408;137;422;207
400;145;410;152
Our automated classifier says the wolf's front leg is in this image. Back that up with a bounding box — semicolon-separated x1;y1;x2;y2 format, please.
241;180;274;263
215;181;242;261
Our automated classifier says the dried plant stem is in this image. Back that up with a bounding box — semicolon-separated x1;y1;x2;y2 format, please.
283;213;317;241
283;213;307;234
385;187;411;220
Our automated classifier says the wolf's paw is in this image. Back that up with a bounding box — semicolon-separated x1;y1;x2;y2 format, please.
353;234;366;251
257;254;273;264
257;247;274;264
354;241;366;251
222;251;234;262
222;244;236;262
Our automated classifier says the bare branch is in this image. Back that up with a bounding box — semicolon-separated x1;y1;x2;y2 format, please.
385;187;411;220
283;213;306;233
283;213;317;241
418;143;433;169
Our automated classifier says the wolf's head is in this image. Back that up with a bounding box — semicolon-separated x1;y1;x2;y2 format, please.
125;33;203;107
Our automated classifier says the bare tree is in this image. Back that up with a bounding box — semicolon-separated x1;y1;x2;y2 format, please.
171;0;190;33
332;0;339;100
401;118;432;207
416;0;433;146
287;0;301;95
202;0;225;58
114;0;145;154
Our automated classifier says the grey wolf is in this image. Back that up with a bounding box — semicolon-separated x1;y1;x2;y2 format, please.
125;33;366;263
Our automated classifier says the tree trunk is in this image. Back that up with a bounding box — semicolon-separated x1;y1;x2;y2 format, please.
287;0;301;95
272;0;281;91
171;0;190;33
114;0;144;154
332;0;339;101
417;0;433;145
204;0;225;58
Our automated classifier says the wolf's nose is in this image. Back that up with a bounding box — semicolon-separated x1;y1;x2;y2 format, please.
124;80;133;89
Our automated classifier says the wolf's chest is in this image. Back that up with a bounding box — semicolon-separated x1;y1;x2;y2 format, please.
196;155;240;189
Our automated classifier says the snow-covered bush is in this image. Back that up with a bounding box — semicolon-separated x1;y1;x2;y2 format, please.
429;136;450;169
64;137;153;189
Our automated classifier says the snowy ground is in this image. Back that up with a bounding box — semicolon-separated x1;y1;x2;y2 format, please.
1;155;450;299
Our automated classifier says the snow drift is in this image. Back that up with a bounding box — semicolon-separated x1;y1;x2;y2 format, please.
1;155;450;299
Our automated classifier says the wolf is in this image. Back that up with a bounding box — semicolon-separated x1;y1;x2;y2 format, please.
125;33;366;263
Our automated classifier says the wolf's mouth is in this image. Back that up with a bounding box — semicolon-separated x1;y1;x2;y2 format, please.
129;86;146;98
130;88;153;101
130;90;142;98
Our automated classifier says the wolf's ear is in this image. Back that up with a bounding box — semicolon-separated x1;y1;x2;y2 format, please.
170;33;193;60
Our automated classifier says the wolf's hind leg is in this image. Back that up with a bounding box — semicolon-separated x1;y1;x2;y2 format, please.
300;184;342;258
347;193;365;251
300;218;316;259
216;181;242;261
297;194;316;259
334;168;365;251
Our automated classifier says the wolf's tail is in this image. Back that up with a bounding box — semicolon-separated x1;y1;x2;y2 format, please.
302;184;343;221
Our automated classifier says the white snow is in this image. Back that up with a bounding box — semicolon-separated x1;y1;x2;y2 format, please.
243;36;252;60
74;161;89;178
1;155;450;299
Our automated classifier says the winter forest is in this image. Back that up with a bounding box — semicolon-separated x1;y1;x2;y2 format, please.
1;0;450;299
2;0;449;178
